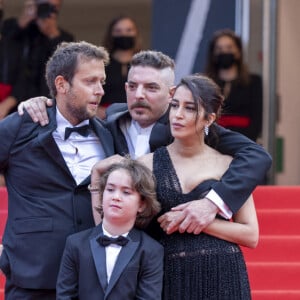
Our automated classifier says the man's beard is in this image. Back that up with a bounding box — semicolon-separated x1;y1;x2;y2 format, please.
66;90;94;123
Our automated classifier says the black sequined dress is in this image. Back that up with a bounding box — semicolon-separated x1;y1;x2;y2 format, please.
152;147;251;300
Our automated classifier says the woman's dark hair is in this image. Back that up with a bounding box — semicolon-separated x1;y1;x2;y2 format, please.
96;157;160;229
103;15;142;54
175;74;224;146
205;29;250;85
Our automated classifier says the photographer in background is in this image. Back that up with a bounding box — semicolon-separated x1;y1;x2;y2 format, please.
0;0;74;120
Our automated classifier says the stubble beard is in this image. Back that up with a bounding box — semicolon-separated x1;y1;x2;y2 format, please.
66;90;95;124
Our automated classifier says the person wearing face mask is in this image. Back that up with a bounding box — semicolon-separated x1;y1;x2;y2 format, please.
97;15;142;119
0;0;74;120
205;29;262;142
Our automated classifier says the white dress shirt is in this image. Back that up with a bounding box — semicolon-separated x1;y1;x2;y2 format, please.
53;109;106;185
102;226;129;283
120;119;154;159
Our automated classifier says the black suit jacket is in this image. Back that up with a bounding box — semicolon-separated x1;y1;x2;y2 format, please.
0;105;115;289
57;224;164;300
106;103;272;213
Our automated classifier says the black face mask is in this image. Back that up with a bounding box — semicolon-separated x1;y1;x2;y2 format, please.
112;36;135;50
214;53;237;70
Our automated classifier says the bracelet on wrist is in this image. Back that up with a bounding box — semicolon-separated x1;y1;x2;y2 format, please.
88;184;100;193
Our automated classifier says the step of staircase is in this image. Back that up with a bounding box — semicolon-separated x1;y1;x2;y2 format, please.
256;209;300;235
0;274;4;300
0;276;4;289
242;235;300;262
247;262;300;290
0;188;7;210
253;186;300;209
251;290;300;300
0;211;7;243
0;186;6;298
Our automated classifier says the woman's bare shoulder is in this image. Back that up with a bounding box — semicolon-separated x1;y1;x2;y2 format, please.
137;153;154;171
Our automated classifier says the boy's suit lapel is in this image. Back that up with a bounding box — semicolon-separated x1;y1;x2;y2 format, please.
105;229;140;297
90;227;109;293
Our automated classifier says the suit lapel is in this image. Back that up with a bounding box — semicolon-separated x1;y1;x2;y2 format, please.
106;110;131;156
150;109;173;152
105;229;140;297
37;106;72;177
90;226;108;293
90;118;115;158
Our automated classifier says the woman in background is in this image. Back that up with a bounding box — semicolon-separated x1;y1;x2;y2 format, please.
98;15;142;118
205;29;262;141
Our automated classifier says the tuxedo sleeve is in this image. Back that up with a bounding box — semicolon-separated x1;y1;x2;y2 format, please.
0;112;22;171
56;237;79;300
135;239;164;300
212;124;272;213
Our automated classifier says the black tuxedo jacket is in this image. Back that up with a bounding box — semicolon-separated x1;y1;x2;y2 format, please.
106;103;272;213
0;105;115;289
57;224;164;300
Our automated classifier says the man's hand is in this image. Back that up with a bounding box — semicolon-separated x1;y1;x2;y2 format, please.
18;97;53;126
158;210;184;233
159;198;219;235
18;0;36;28
91;155;124;183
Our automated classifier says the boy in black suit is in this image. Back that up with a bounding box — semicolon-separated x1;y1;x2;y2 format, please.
57;158;163;300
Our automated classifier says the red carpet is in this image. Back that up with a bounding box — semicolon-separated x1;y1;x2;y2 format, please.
0;187;7;298
0;186;300;299
243;186;300;299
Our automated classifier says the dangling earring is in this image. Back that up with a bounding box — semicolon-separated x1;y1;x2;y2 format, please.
204;125;209;136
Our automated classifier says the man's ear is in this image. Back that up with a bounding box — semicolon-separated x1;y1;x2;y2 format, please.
168;86;176;102
55;75;69;94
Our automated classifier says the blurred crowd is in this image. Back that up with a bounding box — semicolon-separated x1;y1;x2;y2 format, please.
0;1;263;189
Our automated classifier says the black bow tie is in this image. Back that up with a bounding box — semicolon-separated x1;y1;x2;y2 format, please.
64;124;91;140
97;235;129;247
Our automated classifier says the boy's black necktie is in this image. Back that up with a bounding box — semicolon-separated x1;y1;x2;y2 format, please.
97;235;129;247
64;125;90;140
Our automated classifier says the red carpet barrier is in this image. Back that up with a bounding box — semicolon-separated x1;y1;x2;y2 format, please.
1;186;300;299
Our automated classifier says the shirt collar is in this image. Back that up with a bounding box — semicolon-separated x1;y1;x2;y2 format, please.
102;224;129;238
56;108;90;140
131;119;154;134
